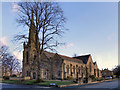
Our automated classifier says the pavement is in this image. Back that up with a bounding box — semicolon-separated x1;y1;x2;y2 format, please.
63;79;120;89
0;79;120;90
0;83;51;89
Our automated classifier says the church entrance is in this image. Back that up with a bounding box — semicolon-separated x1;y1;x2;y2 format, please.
33;72;36;79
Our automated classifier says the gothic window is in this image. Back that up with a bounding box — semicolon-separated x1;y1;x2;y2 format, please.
97;69;99;77
63;63;65;73
26;51;29;64
94;69;96;76
81;65;83;73
41;63;44;68
33;72;36;79
73;66;75;75
70;64;72;76
26;71;29;76
89;62;92;72
44;71;47;76
66;65;69;74
34;55;36;60
78;67;80;74
58;71;61;77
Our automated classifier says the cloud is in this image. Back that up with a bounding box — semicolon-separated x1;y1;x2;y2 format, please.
0;36;8;46
12;3;20;12
13;51;23;61
65;43;74;48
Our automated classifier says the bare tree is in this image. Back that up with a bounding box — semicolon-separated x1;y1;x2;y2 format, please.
7;56;21;76
0;45;10;76
15;2;66;82
16;62;22;78
0;45;21;76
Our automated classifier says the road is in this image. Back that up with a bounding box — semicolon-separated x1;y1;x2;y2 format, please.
0;79;119;89
64;79;120;89
0;83;51;89
83;79;119;89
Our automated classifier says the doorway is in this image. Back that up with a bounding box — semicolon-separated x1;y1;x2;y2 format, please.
33;72;36;79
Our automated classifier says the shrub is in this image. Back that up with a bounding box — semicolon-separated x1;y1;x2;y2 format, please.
89;75;96;81
11;74;17;77
96;77;104;81
67;75;73;80
3;76;9;80
64;78;69;80
35;79;44;83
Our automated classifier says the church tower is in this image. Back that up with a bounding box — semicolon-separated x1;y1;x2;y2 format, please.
22;12;39;79
28;12;36;49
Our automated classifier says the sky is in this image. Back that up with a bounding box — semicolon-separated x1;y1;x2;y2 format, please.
1;2;118;70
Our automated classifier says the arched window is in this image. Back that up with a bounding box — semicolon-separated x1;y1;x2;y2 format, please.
66;65;69;74
89;62;92;72
33;72;36;79
73;66;75;75
97;69;99;77
94;69;96;76
70;64;72;76
34;55;36;60
81;65;83;73
58;71;61;77
26;51;29;64
26;71;29;76
78;67;80;74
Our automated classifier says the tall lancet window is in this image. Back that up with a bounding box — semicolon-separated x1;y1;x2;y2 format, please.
26;51;29;64
89;62;92;72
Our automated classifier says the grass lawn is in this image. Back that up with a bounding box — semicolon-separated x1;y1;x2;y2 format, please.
2;80;36;85
37;80;75;86
2;80;76;86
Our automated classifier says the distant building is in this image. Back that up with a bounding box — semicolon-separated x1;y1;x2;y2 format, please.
101;68;113;78
22;14;102;80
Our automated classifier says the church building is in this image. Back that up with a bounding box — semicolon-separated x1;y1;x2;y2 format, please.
22;14;102;80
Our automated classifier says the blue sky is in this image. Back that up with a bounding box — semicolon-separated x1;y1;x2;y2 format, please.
1;2;118;70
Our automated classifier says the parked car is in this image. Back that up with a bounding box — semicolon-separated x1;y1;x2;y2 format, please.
105;77;112;79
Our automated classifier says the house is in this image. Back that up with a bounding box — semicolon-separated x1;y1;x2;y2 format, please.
101;68;113;78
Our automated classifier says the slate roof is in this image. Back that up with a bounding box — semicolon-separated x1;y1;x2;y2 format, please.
93;62;96;65
73;54;91;64
43;51;83;64
58;54;83;64
43;51;55;58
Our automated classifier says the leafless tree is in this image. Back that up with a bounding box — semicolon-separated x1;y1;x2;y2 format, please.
0;45;21;76
14;2;67;82
0;45;10;76
16;62;22;78
7;56;21;76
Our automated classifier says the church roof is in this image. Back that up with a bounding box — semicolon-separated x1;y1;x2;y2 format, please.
73;54;90;64
43;51;83;64
93;62;96;65
58;54;84;64
43;51;55;58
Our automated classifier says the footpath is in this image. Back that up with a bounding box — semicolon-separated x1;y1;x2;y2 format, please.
59;79;117;88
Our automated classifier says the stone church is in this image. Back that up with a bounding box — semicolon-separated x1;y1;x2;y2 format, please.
22;15;102;80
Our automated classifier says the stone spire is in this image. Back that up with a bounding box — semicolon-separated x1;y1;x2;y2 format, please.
28;11;36;47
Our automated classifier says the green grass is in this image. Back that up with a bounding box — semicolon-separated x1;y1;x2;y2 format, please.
37;81;75;86
2;80;36;85
2;80;75;86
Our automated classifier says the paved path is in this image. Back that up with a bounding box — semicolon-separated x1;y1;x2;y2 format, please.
64;79;120;89
83;79;119;89
0;83;51;89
